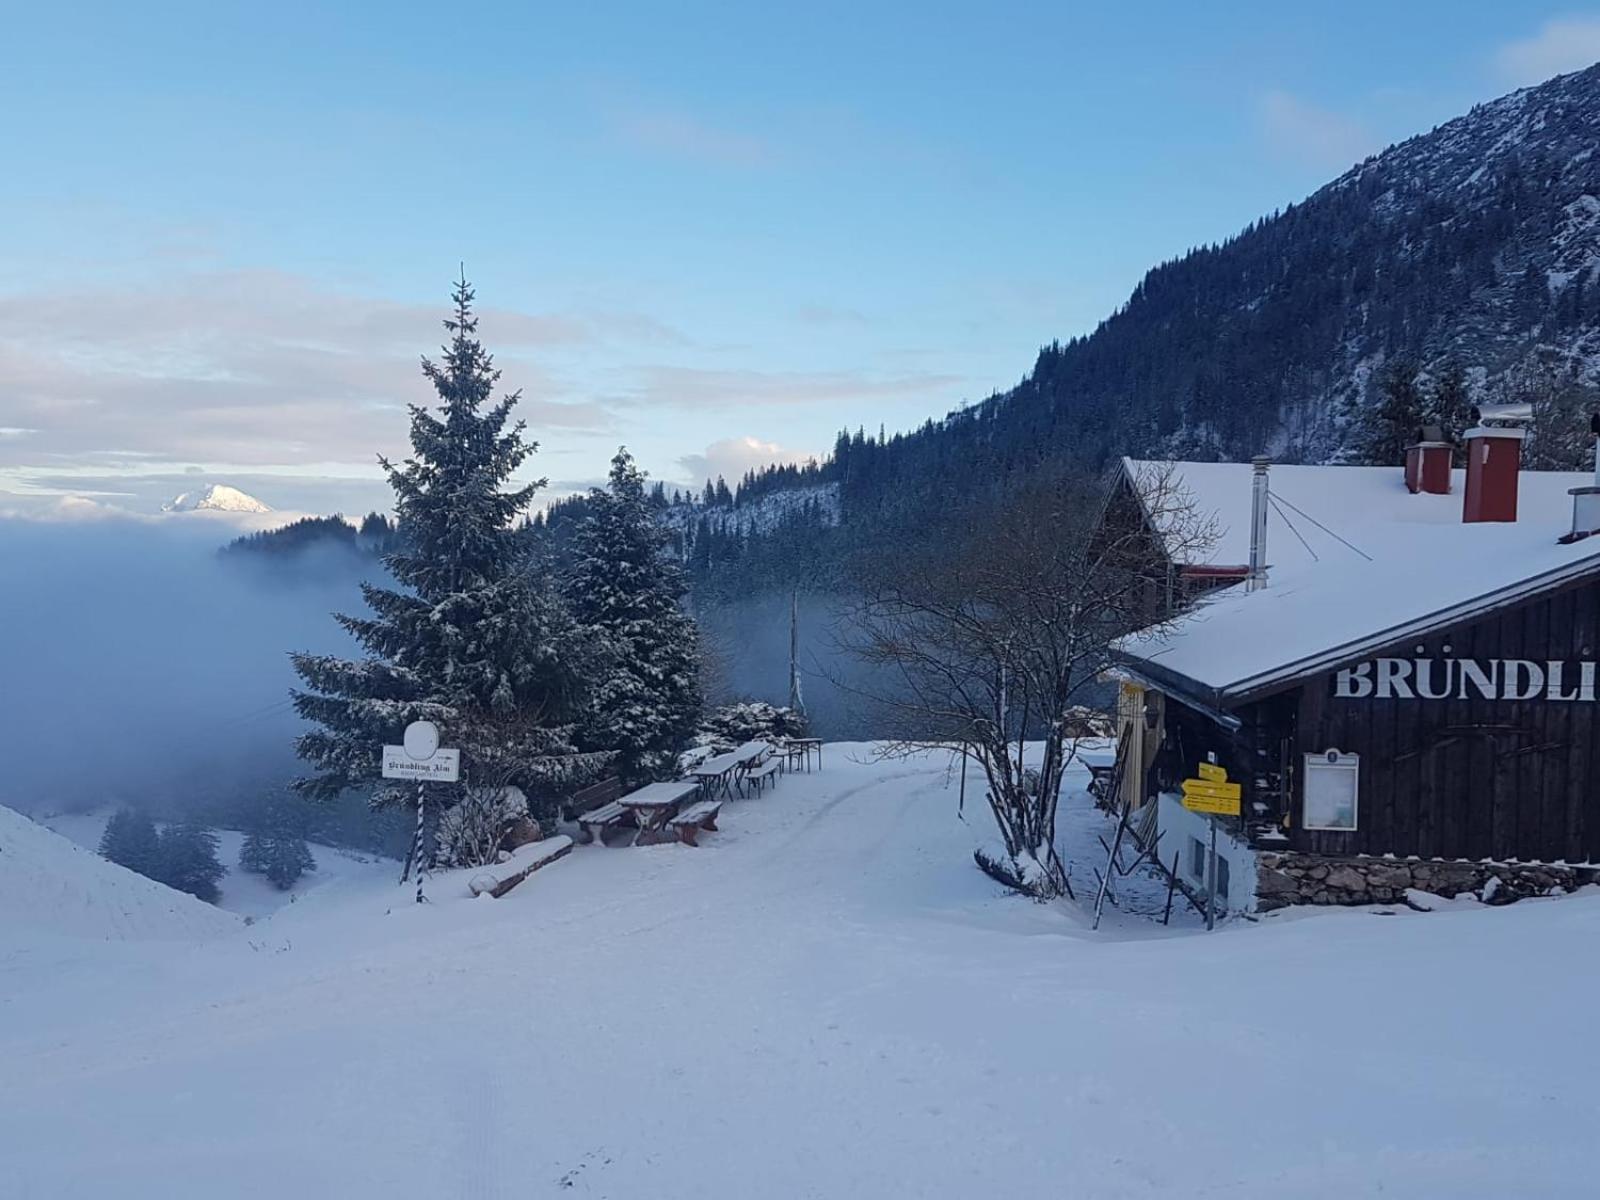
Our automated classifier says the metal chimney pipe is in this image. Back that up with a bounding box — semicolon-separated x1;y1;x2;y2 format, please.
1248;456;1270;592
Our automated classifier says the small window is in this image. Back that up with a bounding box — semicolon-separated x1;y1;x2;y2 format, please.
1189;836;1207;879
1304;750;1359;831
1215;855;1230;902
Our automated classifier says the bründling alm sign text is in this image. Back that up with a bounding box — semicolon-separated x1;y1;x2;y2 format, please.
1334;656;1600;702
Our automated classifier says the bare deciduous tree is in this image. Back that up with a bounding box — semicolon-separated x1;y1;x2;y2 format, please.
838;466;1213;899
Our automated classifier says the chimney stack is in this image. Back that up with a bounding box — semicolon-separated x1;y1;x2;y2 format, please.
1462;405;1529;524
1248;456;1270;591
1405;424;1452;495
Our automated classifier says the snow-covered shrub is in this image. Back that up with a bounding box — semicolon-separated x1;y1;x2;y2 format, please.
1062;705;1116;738
695;701;807;750
435;786;530;869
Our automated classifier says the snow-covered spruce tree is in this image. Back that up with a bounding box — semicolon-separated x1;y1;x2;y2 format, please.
155;824;227;904
566;448;703;784
239;795;317;890
290;276;607;860
99;808;162;879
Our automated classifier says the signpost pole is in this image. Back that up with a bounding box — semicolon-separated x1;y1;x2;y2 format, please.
958;742;967;815
1203;825;1216;934
413;781;428;904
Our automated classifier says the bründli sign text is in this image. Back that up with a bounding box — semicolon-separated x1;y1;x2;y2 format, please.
1334;656;1600;702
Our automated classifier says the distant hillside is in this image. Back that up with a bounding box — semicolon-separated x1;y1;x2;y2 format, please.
222;512;400;567
680;63;1600;598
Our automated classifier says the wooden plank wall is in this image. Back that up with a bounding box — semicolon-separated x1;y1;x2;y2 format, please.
1290;575;1600;863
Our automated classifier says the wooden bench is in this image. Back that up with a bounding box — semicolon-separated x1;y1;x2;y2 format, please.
668;799;723;846
576;801;633;846
467;836;575;897
745;757;782;796
564;776;624;822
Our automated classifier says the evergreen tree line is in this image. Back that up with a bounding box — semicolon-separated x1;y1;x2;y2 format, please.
290;278;702;866
98;810;230;903
100;798;318;902
1348;355;1600;469
224;512;401;563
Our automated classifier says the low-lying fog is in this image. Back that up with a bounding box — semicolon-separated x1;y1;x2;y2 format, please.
0;516;370;819
0;516;881;826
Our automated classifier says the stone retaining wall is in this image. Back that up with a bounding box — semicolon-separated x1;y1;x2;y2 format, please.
1255;851;1595;911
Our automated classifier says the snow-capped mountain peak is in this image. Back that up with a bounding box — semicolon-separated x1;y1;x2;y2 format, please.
162;484;272;514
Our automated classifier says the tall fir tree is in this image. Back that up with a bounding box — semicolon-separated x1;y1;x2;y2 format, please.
1429;360;1474;450
291;275;606;825
99;808;161;878
567;448;703;784
1359;360;1428;465
239;794;317;890
155;824;227;904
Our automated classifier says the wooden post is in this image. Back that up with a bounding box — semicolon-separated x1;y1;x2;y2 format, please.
958;742;967;815
1162;850;1180;925
1205;820;1217;931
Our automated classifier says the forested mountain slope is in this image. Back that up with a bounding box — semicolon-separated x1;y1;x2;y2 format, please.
677;63;1600;597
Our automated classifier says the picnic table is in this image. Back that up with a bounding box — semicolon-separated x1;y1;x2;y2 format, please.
785;738;823;771
620;779;702;843
732;740;771;765
689;751;747;798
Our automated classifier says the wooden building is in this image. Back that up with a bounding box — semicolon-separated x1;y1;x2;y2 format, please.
1113;428;1600;911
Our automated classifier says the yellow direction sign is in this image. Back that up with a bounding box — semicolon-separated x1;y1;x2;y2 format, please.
1181;777;1241;816
1197;762;1228;784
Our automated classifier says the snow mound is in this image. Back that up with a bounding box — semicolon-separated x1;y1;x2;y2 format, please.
162;483;272;514
0;804;242;942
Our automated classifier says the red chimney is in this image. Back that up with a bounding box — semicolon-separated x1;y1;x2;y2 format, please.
1462;425;1523;523
1404;435;1452;495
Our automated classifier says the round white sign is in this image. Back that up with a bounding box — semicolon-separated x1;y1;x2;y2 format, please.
402;720;441;761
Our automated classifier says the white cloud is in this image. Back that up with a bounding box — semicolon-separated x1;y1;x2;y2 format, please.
677;435;815;487
0;491;324;532
1495;16;1600;87
623;364;959;411
1259;90;1378;172
0;270;631;480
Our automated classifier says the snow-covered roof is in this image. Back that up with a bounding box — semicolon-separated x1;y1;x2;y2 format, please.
1118;459;1600;702
1123;457;1592;570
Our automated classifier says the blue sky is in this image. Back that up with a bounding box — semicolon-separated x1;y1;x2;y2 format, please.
2;2;1598;519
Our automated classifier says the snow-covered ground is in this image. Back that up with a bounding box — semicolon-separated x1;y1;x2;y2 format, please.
38;810;392;920
5;746;1600;1198
0;804;241;942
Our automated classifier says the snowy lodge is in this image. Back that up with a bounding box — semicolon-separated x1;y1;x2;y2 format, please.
1111;418;1600;911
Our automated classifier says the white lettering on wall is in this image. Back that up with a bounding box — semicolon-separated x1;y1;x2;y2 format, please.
1414;657;1453;700
1503;659;1545;701
1332;656;1600;702
1334;661;1374;698
1376;658;1414;699
1457;659;1497;700
1547;662;1582;702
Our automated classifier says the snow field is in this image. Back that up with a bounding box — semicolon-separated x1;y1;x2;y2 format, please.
4;746;1600;1198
